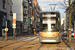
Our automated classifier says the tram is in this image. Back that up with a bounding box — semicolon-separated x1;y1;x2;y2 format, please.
39;11;61;43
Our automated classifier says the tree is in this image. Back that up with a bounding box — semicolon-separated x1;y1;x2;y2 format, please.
59;0;75;42
58;0;69;10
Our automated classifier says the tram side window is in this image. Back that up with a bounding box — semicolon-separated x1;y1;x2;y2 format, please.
42;24;48;30
51;24;55;29
56;22;59;31
43;24;47;27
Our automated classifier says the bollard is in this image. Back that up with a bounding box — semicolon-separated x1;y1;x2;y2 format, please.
5;32;7;41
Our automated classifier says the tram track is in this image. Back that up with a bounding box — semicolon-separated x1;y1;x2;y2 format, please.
37;44;43;50
0;36;39;49
56;44;58;50
16;42;41;50
13;37;39;50
37;43;59;50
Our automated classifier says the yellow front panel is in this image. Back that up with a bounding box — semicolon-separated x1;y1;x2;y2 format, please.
39;32;60;37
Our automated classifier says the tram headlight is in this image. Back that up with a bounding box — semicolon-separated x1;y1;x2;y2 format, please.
48;32;51;34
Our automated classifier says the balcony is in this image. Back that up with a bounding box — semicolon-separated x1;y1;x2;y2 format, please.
23;14;27;16
23;2;28;6
23;10;28;14
36;28;39;31
23;16;27;18
23;8;28;10
36;13;39;17
23;0;28;2
37;18;40;22
36;8;40;13
24;25;28;29
24;6;28;8
10;11;13;16
36;23;39;26
29;0;31;3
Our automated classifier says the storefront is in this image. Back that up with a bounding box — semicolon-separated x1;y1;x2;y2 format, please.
0;11;7;37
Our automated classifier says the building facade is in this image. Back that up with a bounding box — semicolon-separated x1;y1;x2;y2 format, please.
35;2;40;34
12;0;23;35
0;0;13;36
64;8;69;33
27;0;41;35
22;0;28;34
64;0;75;32
71;0;75;31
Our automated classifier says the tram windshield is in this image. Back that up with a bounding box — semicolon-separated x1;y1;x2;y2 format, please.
42;23;59;32
40;12;60;32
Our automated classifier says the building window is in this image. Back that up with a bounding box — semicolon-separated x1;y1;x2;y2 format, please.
23;2;27;6
24;6;27;8
7;0;9;5
74;15;75;19
24;18;26;22
2;16;6;27
3;0;6;9
24;10;27;14
29;0;31;3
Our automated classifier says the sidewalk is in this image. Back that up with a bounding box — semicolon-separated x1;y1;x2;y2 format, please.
0;35;39;41
0;36;75;50
58;41;75;50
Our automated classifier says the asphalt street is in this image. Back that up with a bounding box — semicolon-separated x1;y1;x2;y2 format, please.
0;36;75;50
62;36;75;41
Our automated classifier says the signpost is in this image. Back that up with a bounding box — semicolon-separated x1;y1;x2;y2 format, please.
5;28;8;32
12;13;16;37
5;21;8;40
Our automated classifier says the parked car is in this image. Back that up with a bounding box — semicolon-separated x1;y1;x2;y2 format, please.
71;31;74;37
36;32;39;36
61;32;64;35
63;33;67;36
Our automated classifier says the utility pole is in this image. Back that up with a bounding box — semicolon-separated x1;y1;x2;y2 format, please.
5;21;8;40
12;13;16;37
68;0;71;42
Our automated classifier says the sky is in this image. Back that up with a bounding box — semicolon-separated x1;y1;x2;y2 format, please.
37;0;70;18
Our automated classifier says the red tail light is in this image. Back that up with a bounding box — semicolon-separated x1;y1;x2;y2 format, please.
64;34;65;35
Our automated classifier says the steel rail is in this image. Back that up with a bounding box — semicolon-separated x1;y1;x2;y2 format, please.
0;36;39;49
13;37;39;50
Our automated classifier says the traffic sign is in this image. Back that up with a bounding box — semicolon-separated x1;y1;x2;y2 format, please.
12;26;16;28
5;28;8;31
12;23;16;28
12;23;16;26
12;13;16;28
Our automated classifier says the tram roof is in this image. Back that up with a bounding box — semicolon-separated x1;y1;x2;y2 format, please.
41;11;60;13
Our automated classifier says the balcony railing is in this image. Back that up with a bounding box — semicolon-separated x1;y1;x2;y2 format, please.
23;8;28;10
23;2;28;6
10;11;13;16
29;0;31;3
23;0;28;2
23;10;28;14
36;23;39;26
23;14;27;16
